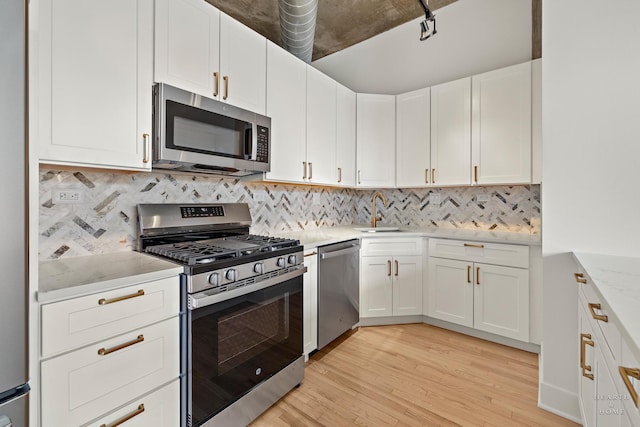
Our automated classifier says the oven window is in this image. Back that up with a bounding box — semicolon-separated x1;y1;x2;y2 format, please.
166;100;251;159
189;277;302;426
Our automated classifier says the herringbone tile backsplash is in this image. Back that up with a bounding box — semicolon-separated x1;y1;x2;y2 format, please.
39;169;540;260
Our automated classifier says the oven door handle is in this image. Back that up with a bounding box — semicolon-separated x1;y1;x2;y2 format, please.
189;267;306;309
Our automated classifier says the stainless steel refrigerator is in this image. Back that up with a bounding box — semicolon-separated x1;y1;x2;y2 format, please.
0;0;30;425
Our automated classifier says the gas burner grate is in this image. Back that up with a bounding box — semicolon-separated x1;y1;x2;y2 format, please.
146;241;239;266
225;234;298;251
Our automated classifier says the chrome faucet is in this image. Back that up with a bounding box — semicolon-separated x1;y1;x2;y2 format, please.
371;191;388;228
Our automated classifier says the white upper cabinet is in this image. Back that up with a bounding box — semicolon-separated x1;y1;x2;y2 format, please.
396;87;431;187
430;77;472;186
38;0;153;171
357;94;396;187
154;0;220;99
265;41;307;183
531;59;542;184
336;83;357;187
154;0;266;114
306;66;337;185
471;61;532;185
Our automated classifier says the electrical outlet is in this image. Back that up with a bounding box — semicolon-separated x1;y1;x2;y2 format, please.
312;194;321;205
254;192;266;202
429;193;441;204
53;189;83;204
477;193;490;203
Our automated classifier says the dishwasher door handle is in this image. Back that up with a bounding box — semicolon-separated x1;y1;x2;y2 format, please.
320;244;360;260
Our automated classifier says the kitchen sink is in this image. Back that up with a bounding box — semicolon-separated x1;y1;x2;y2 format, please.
353;226;401;232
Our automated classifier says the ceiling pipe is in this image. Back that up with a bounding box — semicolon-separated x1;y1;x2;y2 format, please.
279;0;318;63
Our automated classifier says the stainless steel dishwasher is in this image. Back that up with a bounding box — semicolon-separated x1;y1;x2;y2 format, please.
317;239;360;349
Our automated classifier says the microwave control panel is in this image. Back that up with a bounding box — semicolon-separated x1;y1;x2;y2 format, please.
256;125;269;163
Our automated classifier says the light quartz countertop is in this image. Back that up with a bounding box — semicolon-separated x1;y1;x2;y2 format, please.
38;251;183;303
573;252;640;358
274;225;541;251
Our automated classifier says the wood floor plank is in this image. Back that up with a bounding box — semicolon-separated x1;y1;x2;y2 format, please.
251;324;579;427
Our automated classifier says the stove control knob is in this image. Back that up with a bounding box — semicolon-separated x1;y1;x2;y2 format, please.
225;269;237;281
208;272;220;286
287;255;297;265
276;257;286;268
254;262;264;274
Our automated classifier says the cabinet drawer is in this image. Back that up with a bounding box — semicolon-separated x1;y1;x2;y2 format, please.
361;237;424;256
620;339;640;424
428;238;529;268
41;317;179;427
41;276;179;357
86;380;180;427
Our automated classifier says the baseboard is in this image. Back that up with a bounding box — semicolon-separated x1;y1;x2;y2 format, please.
538;381;582;424
356;315;424;327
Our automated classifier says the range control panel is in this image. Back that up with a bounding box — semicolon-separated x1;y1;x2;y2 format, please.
181;206;225;218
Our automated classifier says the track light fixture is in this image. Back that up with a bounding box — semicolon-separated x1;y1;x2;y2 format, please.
418;0;437;40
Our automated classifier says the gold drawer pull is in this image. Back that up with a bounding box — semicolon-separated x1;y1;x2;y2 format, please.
304;251;318;257
574;273;587;284
431;168;435;184
466;265;471;283
425;168;429;184
338;167;342;183
580;333;594;380
619;366;640;408
223;75;229;100
100;403;145;427
213;72;219;97
387;260;391;277
463;243;484;249
474;165;478;183
142;133;150;164
588;303;608;322
394;260;399;277
98;335;144;356
476;266;480;285
99;289;144;305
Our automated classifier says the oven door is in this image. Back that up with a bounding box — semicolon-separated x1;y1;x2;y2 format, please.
187;270;303;426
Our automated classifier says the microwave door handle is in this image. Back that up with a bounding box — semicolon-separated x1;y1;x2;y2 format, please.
244;125;253;160
251;123;258;160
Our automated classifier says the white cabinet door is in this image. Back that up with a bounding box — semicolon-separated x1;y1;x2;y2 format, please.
596;349;626;427
473;263;529;342
396;87;431;187
38;0;153;171
579;303;596;427
265;42;307;183
531;59;542;184
303;250;318;358
154;0;220;98
472;61;531;185
306;66;337;185
426;258;473;327
430;77;471;186
356;94;396;187
219;13;266;114
336;83;356;186
360;257;393;318
392;256;423;316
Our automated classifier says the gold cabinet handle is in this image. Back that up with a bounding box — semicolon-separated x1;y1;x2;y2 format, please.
100;404;145;427
619;366;640;407
467;265;471;283
338;167;342;183
223;75;229;100
304;251;318;257
394;260;399;277
432;168;435;184
425;169;429;184
580;333;594;380
308;162;313;180
574;273;587;284
464;243;484;249
476;266;480;285
98;289;144;306
588;303;608;322
387;260;391;277
358;170;361;185
142;133;150;164
98;334;144;356
213;72;219;97
302;161;307;180
474;165;478;183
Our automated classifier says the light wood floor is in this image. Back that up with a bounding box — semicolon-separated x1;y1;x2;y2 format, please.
251;323;579;427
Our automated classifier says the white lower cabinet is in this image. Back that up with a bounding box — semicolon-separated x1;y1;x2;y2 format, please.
426;239;530;342
303;249;318;358
360;238;424;318
39;277;181;427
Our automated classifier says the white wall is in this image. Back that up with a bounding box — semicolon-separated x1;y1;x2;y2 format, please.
312;0;532;94
541;0;640;421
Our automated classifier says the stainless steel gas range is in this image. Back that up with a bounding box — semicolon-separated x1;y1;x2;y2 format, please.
137;203;305;427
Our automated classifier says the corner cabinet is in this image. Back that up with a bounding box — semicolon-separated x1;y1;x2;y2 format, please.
39;277;180;427
396;87;431;187
336;84;357;187
154;0;266;114
356;94;396;188
426;239;530;342
360;238;424;318
471;61;531;185
38;0;154;171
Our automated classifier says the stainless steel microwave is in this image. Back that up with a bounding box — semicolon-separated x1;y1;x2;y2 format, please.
152;83;271;176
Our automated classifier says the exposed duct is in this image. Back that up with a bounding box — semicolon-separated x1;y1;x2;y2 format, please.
279;0;318;63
